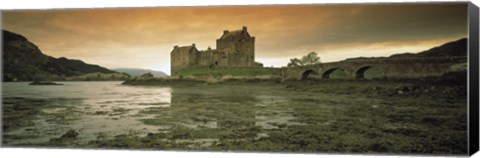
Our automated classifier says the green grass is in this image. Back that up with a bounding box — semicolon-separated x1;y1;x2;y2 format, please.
65;72;130;81
363;67;384;79
177;66;278;78
329;69;351;79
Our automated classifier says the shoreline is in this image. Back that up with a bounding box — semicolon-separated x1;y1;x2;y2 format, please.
3;72;468;153
120;72;468;100
122;71;466;86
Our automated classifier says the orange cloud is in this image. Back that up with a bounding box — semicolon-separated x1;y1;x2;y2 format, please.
2;3;468;74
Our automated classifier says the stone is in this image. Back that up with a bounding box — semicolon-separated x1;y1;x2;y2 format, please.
397;90;404;95
29;81;63;85
171;26;256;76
60;129;79;139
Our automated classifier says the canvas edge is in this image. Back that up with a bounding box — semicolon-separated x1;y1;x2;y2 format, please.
468;1;480;156
0;11;4;147
0;1;476;157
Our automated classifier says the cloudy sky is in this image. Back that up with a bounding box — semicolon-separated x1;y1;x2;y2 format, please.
2;3;468;75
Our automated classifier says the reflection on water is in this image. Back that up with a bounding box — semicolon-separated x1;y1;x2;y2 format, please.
2;81;307;146
2;80;468;154
3;82;172;144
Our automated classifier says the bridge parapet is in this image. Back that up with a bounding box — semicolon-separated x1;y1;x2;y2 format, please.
283;56;467;80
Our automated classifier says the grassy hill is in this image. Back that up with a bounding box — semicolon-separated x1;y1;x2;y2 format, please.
2;30;126;81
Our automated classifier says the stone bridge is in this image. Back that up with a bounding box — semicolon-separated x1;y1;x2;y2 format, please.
281;56;467;80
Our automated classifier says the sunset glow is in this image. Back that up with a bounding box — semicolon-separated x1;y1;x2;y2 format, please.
2;3;468;74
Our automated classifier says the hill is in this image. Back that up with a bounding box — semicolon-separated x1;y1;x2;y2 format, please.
346;38;467;61
415;38;467;57
390;38;467;58
2;30;127;81
113;68;168;78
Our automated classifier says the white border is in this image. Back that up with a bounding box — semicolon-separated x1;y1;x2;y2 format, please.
0;0;478;158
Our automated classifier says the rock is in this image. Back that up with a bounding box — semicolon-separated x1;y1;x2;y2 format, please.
29;81;63;85
60;129;79;139
397;90;404;95
50;129;79;143
147;133;155;137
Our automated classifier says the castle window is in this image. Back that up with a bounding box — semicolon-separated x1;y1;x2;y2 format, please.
215;61;218;65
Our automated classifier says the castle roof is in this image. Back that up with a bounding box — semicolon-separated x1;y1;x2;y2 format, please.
199;49;220;54
219;26;252;40
171;45;198;54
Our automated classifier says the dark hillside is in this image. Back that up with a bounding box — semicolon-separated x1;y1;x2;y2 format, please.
2;30;117;81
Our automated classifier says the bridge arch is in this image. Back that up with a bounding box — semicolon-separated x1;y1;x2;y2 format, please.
355;66;384;79
322;68;348;79
355;66;372;79
302;69;318;80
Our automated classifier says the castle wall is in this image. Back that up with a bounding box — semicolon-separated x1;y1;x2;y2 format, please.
189;50;197;66
216;36;255;67
171;46;198;76
171;51;189;76
197;52;212;66
214;52;228;66
197;49;229;67
171;27;258;76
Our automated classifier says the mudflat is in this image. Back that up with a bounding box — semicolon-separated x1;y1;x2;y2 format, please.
2;79;467;155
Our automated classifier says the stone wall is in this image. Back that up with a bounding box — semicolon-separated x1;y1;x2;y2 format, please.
283;57;467;80
216;36;255;67
197;49;228;67
171;46;197;76
171;27;257;76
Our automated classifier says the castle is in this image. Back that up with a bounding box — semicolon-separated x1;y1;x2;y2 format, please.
170;26;257;76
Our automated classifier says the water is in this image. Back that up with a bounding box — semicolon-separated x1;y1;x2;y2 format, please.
1;81;468;154
3;82;174;144
2;81;309;146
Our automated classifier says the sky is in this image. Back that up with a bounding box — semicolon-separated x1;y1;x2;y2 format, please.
2;3;468;75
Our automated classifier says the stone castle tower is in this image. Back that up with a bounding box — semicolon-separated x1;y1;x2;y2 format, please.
170;26;256;76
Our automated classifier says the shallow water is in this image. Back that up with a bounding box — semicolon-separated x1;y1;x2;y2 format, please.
3;82;174;144
1;81;467;154
2;81;311;146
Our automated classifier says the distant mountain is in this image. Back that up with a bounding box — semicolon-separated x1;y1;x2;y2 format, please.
2;30;127;81
346;38;467;61
416;38;467;57
388;53;416;58
390;38;467;58
113;68;169;78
